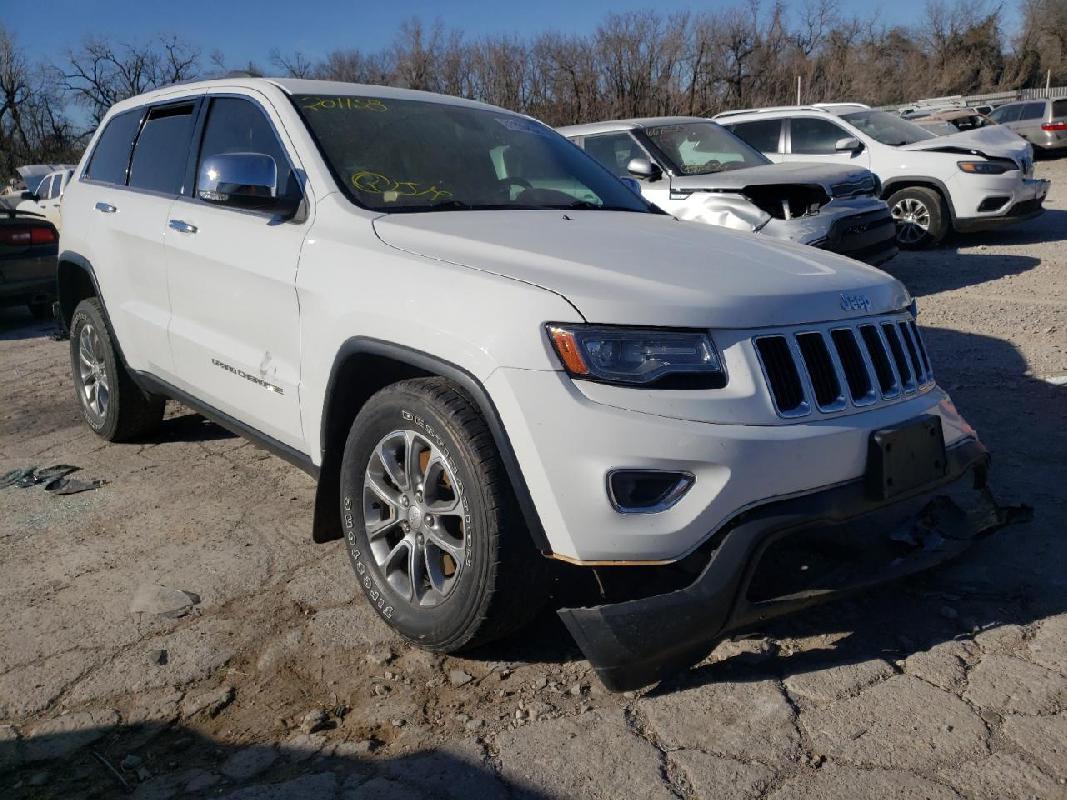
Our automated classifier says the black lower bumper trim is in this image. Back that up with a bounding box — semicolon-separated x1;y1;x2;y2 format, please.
558;438;1023;692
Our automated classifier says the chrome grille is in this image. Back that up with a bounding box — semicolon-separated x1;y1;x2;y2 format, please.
754;315;934;419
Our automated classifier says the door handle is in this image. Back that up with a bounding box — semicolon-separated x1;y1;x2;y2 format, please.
168;219;198;234
94;202;116;213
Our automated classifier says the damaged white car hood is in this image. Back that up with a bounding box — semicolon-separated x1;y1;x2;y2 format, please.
898;125;1031;160
373;210;909;328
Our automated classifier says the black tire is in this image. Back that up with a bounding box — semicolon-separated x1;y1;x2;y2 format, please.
339;377;546;652
69;298;165;442
887;186;947;249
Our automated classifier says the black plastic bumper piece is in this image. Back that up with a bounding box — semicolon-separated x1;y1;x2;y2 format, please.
558;438;1019;692
816;208;898;265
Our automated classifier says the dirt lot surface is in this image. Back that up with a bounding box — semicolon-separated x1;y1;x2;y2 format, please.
2;161;1066;800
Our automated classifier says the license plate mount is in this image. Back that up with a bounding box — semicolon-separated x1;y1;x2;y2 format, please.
866;416;947;500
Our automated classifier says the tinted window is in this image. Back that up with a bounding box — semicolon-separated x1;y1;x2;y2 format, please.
198;97;296;198
128;104;196;194
990;104;1022;123
293;93;648;213
1019;101;1047;121
86;109;143;184
1053;99;1067;119
790;118;848;154
728;119;782;153
582;132;647;176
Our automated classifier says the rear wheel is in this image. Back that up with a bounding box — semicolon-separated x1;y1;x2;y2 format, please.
888;186;947;249
69;298;165;442
339;377;545;652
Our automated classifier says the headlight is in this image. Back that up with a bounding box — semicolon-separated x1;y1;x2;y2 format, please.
546;324;725;389
957;160;1009;175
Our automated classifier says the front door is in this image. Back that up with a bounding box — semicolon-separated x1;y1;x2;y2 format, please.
781;117;871;168
164;93;309;450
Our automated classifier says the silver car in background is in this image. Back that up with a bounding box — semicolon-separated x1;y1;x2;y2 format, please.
559;117;897;265
988;98;1067;155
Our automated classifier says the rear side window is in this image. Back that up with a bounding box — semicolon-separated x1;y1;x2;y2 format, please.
1053;99;1067;119
728;119;782;153
197;97;296;198
35;175;52;197
85;109;143;185
1019;102;1047;121
581;132;647;176
128;104;197;194
47;175;62;199
790;118;848;155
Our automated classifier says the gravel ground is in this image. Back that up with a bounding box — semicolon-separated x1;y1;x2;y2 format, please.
1;160;1065;800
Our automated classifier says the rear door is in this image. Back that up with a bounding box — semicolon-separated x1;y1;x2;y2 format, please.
1013;101;1048;141
78;102;197;376
781;116;870;168
164;93;308;449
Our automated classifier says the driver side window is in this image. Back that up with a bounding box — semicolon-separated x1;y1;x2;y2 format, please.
198;97;297;199
790;118;849;155
582;132;647;177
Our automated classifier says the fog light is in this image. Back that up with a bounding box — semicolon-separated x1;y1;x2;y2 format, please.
607;469;694;513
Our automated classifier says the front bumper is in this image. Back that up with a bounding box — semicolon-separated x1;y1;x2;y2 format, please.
558;437;1022;691
810;206;897;265
953;177;1050;232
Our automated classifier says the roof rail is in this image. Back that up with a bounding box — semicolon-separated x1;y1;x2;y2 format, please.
713;105;831;119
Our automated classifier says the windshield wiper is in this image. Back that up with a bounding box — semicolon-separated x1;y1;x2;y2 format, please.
420;199;475;211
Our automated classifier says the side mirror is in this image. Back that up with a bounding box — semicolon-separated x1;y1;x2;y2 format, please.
197;153;298;214
19;190;38;202
835;137;863;154
619;177;643;195
626;157;663;181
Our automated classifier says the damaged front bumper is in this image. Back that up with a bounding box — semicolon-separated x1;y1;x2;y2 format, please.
558;437;1023;692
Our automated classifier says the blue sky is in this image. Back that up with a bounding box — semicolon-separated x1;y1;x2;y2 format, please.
5;0;1015;71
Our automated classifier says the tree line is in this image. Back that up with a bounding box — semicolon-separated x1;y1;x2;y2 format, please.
3;0;1067;180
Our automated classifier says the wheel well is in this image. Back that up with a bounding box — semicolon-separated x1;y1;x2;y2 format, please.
57;260;98;329
312;354;433;543
882;181;952;220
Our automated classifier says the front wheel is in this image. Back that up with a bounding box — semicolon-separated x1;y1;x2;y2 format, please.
69;298;165;441
888;186;947;249
339;377;545;652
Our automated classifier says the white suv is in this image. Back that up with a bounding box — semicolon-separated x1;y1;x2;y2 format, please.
58;79;1011;690
718;104;1049;248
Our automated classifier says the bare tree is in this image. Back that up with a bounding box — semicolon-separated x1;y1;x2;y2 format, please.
60;35;200;123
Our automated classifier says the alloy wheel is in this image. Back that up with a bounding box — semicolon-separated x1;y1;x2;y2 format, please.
362;429;467;608
891;197;931;245
77;323;110;420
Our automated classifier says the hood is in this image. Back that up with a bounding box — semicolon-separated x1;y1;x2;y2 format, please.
373;211;909;328
669;161;872;192
899;125;1029;160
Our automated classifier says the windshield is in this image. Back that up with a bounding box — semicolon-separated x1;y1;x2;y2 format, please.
840;110;936;146
292;94;650;213
640;121;769;175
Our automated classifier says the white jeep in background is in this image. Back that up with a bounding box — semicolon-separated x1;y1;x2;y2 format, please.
57;78;1012;690
718;104;1049;248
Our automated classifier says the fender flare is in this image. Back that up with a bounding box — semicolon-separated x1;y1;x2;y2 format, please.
312;337;552;555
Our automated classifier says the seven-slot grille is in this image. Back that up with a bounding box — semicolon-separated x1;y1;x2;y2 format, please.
755;317;933;418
